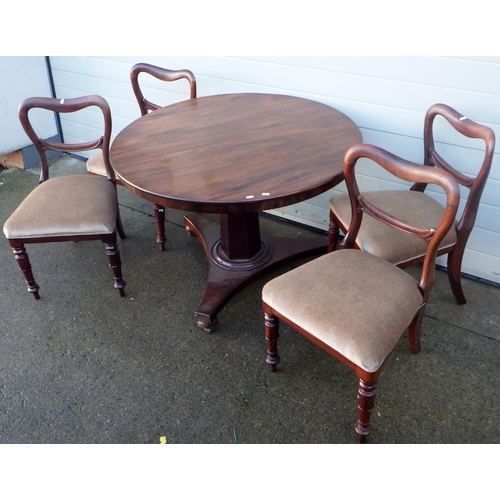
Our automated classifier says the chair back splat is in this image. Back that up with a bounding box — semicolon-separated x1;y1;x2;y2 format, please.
262;143;459;442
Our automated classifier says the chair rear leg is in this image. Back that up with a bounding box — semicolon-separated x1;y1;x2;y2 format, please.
264;311;280;372
355;377;378;443
10;242;40;299
327;211;340;253
103;235;126;296
447;247;466;305
154;204;167;251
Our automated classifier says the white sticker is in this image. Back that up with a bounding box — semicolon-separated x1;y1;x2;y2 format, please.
246;195;254;199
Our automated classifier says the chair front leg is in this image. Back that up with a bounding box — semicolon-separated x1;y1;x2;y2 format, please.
154;204;167;251
355;375;378;443
9;241;40;299
103;234;126;297
264;310;280;372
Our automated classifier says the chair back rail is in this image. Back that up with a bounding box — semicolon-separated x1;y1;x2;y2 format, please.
18;95;114;183
342;143;460;295
130;63;197;116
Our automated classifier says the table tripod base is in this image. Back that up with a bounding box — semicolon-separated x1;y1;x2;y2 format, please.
184;213;327;331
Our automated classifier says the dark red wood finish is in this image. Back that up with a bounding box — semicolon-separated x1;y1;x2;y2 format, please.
110;93;362;329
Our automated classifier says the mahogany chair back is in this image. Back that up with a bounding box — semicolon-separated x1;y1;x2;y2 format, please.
126;62;197;251
328;103;495;305
130;62;197;116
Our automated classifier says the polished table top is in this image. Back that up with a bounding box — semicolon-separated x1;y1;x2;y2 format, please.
110;93;361;213
110;93;362;330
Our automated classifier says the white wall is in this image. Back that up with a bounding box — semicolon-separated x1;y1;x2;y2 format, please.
49;56;500;285
0;56;57;155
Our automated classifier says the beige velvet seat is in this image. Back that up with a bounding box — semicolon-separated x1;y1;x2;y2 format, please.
264;249;424;373
4;176;117;238
3;95;126;299
87;62;197;251
262;143;460;442
328;103;495;305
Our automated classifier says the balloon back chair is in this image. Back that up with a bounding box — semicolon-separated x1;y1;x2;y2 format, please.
262;143;460;442
3;95;126;299
87;62;197;251
328;103;495;305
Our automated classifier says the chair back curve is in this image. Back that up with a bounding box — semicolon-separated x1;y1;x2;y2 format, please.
342;143;461;298
130;62;197;116
327;103;495;305
18;95;115;183
418;103;495;236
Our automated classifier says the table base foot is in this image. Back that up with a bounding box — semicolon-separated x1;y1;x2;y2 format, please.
196;316;219;333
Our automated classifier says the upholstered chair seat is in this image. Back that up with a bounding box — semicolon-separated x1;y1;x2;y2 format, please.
263;249;424;373
3;175;117;239
86;151;108;178
329;190;457;266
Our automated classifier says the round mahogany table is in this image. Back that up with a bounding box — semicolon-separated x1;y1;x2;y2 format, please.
110;93;362;330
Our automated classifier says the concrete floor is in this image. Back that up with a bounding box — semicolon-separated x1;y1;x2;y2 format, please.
1;154;500;444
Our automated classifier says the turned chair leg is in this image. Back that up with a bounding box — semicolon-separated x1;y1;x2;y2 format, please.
10;242;40;299
355;377;378;443
447;246;466;305
264;311;280;372
327;211;340;253
154;204;167;251
104;235;126;296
